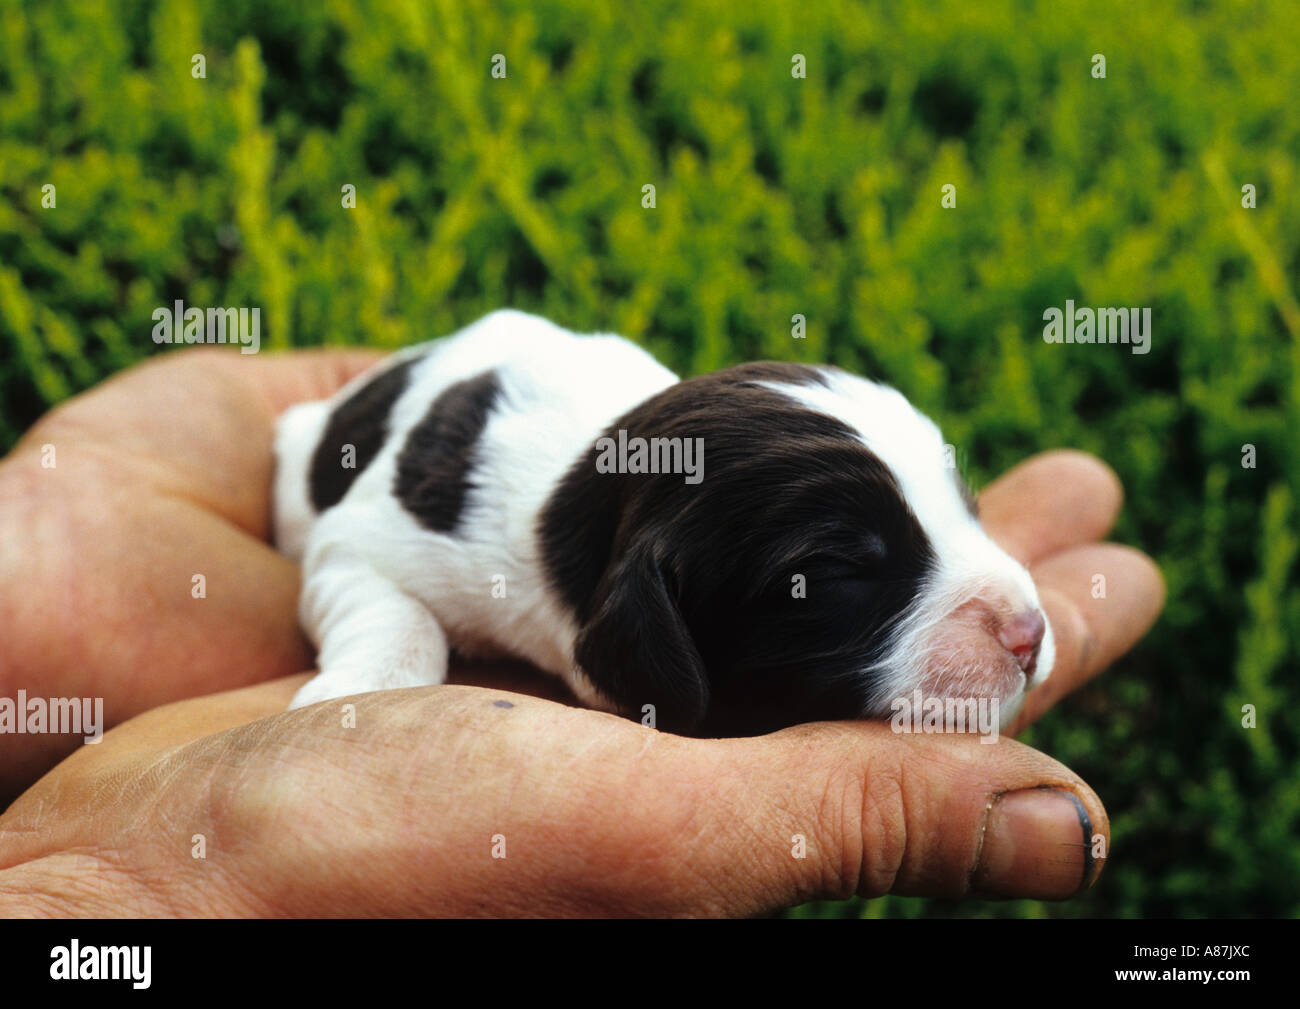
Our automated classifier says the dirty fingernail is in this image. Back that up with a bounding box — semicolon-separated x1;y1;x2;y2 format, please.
973;787;1096;899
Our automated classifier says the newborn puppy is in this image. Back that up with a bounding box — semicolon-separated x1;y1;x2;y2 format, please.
274;310;1052;736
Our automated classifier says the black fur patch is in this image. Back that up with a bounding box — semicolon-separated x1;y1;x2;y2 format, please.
394;370;501;533
538;362;936;736
310;357;422;512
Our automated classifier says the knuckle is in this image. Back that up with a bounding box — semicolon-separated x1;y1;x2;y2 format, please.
855;753;909;898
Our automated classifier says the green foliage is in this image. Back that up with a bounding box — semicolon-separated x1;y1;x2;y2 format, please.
1;0;1297;916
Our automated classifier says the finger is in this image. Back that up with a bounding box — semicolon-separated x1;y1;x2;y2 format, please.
680;721;1108;909
237;697;1106;912
1;654;573;809
4;687;690;912
0;687;1107;915
10;348;380;537
1011;543;1165;730
0;482;313;801
27;674;314;791
978;450;1124;566
197;348;386;416
0;673;312;871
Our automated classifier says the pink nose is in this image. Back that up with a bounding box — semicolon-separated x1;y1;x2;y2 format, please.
998;609;1045;674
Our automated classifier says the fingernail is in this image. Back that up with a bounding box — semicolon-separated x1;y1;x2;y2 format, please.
972;787;1095;899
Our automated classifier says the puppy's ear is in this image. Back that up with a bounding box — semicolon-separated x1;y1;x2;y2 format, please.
573;539;710;733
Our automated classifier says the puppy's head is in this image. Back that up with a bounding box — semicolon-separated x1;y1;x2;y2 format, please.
540;363;1052;736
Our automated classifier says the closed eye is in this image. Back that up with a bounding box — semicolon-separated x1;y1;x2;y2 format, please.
804;535;889;578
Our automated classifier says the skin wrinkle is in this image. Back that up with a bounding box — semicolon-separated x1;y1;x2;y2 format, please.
73;716;318;903
886;739;1005;897
775;726;874;901
0;804;60;871
361;702;644;915
815;751;869;903
76;750;223;882
0;875;72;916
411;695;574;816
688;859;756;916
129;835;266;918
547;812;670;910
0;851;150;917
191;721;304;830
621;739;745;912
561;716;654;771
821;762;860;902
31;832;227;918
747;732;852;903
874;751;909;896
672;806;760;915
717;738;826;910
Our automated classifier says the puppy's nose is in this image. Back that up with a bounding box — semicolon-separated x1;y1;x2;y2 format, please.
998;609;1045;674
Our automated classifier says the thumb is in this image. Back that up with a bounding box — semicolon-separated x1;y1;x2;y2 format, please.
668;721;1106;913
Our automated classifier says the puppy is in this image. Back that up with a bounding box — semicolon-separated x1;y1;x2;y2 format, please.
273;310;1053;736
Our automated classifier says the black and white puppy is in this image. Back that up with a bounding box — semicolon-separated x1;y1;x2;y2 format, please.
274;310;1052;736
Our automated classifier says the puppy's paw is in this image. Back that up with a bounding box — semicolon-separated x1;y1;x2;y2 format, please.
288;671;373;710
288;654;448;710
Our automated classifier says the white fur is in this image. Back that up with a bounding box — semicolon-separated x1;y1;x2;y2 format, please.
276;311;677;710
761;371;1054;719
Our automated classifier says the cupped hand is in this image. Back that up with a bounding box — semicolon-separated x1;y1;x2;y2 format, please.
0;347;380;797
0;350;1163;915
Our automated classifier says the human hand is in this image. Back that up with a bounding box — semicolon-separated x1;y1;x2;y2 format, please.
0;349;1163;913
0;347;380;800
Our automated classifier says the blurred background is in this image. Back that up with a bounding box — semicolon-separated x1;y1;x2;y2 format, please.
1;0;1297;916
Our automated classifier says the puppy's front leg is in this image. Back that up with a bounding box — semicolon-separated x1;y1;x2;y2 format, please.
289;543;449;710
